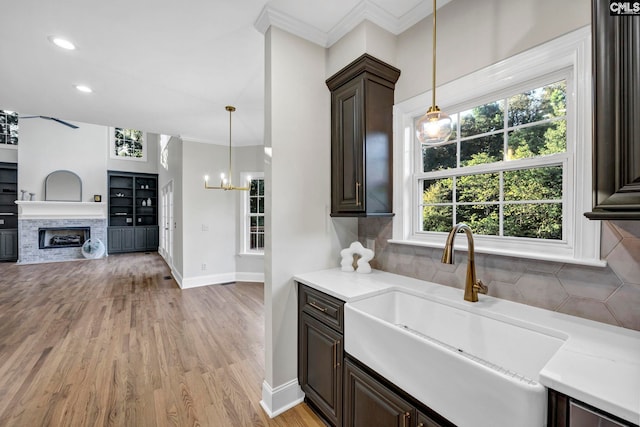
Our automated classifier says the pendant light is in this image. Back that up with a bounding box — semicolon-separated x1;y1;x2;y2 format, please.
204;105;249;191
415;0;452;145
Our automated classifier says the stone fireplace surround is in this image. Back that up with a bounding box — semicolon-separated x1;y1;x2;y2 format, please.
16;201;107;264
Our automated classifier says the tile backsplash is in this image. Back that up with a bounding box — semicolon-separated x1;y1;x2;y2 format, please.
359;218;640;331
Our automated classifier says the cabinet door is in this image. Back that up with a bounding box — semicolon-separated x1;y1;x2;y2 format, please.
145;226;159;250
121;228;135;251
331;78;365;214
343;358;415;427
134;227;147;250
299;313;343;426
107;228;122;253
0;230;17;261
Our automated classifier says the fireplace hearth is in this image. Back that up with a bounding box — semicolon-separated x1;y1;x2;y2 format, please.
38;227;90;249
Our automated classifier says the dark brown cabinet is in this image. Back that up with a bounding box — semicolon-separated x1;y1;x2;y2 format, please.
343;357;452;427
585;0;640;220
107;171;158;253
326;54;400;217
298;284;345;426
548;389;637;427
343;358;415;427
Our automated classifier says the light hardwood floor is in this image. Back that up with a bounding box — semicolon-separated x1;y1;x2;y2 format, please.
0;253;325;427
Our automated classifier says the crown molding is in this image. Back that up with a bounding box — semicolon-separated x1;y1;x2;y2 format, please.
254;5;329;47
255;0;452;48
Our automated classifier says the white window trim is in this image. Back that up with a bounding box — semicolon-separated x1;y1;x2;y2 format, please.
391;26;603;267
240;172;264;256
109;127;147;162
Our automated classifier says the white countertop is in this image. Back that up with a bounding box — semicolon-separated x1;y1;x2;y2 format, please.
294;268;640;425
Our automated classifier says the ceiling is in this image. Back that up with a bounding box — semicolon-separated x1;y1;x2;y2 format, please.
0;0;447;146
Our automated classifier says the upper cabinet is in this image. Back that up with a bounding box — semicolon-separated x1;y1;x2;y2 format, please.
326;54;400;217
585;0;640;220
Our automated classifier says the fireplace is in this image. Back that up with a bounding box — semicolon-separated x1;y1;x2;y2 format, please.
16;201;107;264
38;227;90;249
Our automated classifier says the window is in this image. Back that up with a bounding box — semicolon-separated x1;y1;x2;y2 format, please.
241;173;264;254
392;27;602;266
0;110;18;145
111;127;146;160
419;79;567;240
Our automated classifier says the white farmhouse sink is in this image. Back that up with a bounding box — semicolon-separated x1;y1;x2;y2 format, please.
345;289;567;427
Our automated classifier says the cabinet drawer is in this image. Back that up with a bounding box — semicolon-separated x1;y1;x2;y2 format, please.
298;283;344;333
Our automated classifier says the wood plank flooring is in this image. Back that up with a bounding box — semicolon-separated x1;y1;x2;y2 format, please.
0;253;324;427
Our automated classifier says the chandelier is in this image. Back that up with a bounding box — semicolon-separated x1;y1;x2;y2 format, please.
204;105;249;191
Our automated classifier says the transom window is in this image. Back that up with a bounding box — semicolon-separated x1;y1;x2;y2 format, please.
111;128;146;160
0;111;18;145
419;80;567;241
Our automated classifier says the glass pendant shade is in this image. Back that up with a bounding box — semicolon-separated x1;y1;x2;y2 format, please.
416;106;452;145
416;0;453;146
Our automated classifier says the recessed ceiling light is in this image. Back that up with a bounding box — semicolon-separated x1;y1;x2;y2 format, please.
75;85;93;93
48;36;76;50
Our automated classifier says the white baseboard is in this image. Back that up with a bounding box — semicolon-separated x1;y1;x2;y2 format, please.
236;272;265;282
171;268;184;288
259;379;304;418
181;272;236;289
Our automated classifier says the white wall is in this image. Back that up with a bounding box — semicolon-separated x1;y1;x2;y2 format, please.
262;26;357;416
395;0;591;102
17;118;107;202
327;20;397;77
0;146;17;163
235;145;265;279
180;140;238;287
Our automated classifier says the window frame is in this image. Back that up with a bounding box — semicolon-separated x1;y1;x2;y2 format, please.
240;172;265;256
391;27;603;266
109;127;147;161
0;110;19;147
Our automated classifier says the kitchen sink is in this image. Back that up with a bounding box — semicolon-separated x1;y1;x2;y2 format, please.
344;288;567;427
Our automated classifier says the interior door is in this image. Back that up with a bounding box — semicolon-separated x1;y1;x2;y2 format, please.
160;181;174;266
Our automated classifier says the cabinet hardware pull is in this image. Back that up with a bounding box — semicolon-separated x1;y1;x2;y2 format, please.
403;411;411;427
417;423;424;427
308;301;327;312
333;342;336;369
355;181;361;206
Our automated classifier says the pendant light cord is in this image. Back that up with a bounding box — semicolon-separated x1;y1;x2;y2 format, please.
432;0;437;110
226;105;235;186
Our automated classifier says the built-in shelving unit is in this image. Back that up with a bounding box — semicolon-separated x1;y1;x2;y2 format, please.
0;162;18;261
107;171;158;253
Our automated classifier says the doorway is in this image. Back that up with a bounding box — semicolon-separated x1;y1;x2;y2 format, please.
160;180;174;267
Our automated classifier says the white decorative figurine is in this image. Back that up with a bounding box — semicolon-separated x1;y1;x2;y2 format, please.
340;241;374;274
